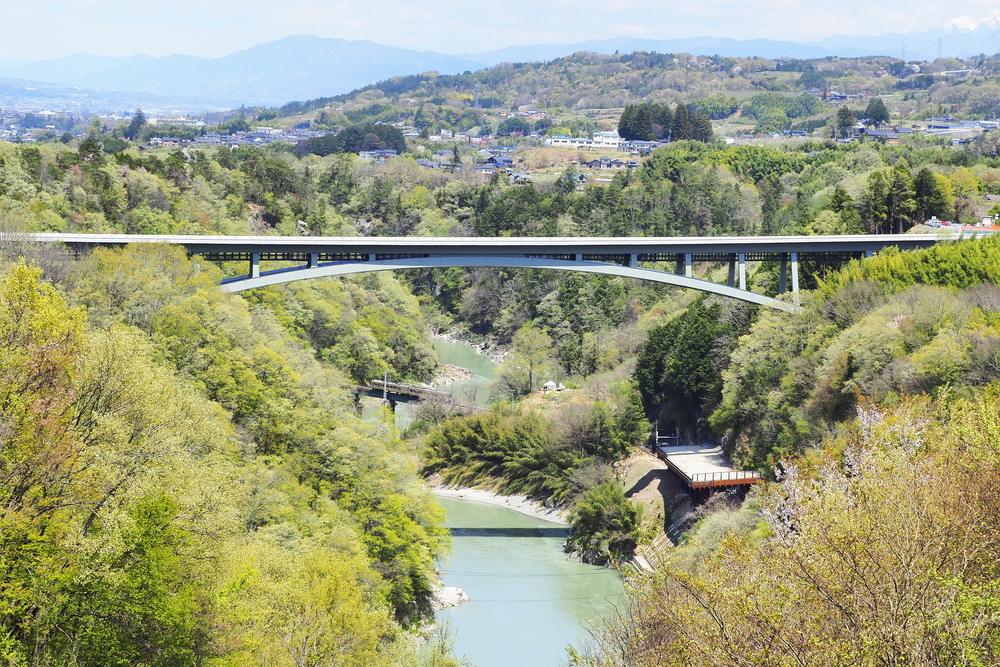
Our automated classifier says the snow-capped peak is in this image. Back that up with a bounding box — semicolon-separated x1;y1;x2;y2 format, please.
941;10;1000;34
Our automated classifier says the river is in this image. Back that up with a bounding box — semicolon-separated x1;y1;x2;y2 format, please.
437;498;627;667
394;337;497;428
428;337;627;667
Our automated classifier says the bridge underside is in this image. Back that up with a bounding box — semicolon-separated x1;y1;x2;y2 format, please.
217;253;821;313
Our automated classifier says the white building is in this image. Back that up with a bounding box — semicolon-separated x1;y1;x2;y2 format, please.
591;131;622;150
546;131;622;151
546;134;594;149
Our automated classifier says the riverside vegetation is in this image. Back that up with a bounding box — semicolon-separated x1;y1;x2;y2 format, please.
4;97;1000;663
571;236;1000;665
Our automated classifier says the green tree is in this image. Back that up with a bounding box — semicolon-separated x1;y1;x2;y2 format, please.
124;108;146;141
617;105;638;140
913;167;950;222
567;482;642;564
493;325;558;398
671;104;694;141
863;97;890;127
836;105;856;138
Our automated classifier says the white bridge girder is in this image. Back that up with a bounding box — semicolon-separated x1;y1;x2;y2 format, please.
220;255;802;313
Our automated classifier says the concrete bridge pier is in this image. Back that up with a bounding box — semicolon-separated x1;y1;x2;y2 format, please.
791;252;800;297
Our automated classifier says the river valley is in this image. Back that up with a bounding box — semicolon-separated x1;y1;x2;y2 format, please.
427;337;627;667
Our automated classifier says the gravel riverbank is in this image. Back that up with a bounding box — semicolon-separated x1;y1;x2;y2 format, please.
430;485;569;525
431;330;507;364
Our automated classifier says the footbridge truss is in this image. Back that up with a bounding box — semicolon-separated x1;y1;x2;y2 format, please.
35;233;956;313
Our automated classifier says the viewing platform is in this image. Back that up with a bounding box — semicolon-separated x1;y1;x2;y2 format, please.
653;443;762;494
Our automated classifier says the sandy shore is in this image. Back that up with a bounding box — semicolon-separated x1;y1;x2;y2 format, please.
431;485;569;525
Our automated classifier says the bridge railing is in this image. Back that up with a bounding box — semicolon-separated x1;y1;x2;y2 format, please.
654;446;762;489
370;379;451;399
689;470;762;484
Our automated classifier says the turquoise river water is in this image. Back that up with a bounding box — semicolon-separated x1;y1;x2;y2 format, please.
436;498;627;667
426;337;627;667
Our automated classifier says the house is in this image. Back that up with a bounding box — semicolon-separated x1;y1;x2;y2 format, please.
509;173;533;184
483;155;514;168
865;129;900;143
358;149;398;163
473;165;497;175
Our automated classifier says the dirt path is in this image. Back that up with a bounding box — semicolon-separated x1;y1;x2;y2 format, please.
619;451;691;533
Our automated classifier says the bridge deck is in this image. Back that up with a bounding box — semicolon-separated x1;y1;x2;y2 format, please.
33;232;954;257
655;445;761;489
29;232;963;313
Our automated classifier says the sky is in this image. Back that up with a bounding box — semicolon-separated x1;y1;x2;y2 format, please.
1;0;998;61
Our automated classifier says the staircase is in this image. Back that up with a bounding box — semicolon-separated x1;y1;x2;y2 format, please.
631;531;673;574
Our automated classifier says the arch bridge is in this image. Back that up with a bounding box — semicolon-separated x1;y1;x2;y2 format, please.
36;233;957;313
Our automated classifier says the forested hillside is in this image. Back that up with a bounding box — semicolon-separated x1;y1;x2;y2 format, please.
0;239;460;664
266;51;1000;136
7;94;1000;661
573;237;1000;665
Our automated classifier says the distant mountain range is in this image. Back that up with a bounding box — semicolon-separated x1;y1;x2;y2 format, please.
464;11;1000;65
0;36;483;110
3;12;1000;112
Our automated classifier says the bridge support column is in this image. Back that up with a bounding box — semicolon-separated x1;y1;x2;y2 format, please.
387;399;397;413
574;253;581;262
865;250;874;259
308;253;319;268
727;255;735;287
684;253;692;278
779;254;788;294
367;253;375;263
629;253;638;268
791;252;800;297
738;253;746;291
250;253;260;278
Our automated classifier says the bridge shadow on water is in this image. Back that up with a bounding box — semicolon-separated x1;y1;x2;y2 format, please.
448;527;570;538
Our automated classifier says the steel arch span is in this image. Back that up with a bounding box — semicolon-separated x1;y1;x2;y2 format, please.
35;232;966;314
219;255;801;312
